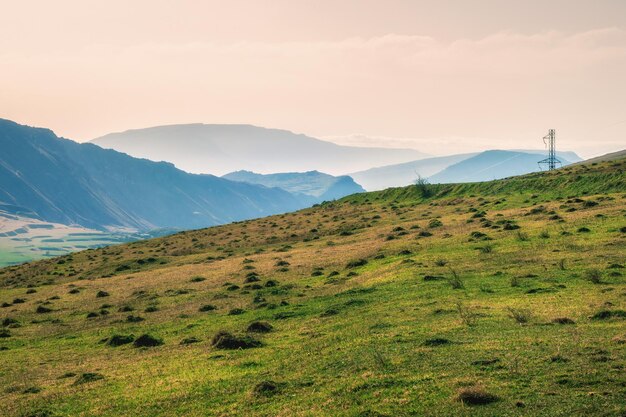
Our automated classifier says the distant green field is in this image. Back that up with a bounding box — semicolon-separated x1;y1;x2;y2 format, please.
0;228;176;267
0;235;128;267
0;249;35;266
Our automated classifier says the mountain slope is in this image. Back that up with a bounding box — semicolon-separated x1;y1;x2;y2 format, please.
350;153;477;191
222;170;365;203
350;149;582;191
0;119;305;231
428;150;574;183
91;124;426;175
1;156;624;416
572;149;626;165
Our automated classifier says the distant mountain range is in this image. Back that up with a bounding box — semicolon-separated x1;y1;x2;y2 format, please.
0;119;308;231
223;170;365;204
351;149;581;190
428;150;576;183
91;124;427;176
350;153;477;191
0;117;586;234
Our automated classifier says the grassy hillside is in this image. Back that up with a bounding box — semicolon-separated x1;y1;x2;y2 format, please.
0;157;625;416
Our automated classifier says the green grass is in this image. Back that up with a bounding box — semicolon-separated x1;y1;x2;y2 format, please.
0;158;625;416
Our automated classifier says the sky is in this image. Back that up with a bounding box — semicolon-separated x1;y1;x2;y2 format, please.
1;0;625;157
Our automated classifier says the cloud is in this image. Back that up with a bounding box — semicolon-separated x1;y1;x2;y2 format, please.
1;28;625;156
321;134;526;155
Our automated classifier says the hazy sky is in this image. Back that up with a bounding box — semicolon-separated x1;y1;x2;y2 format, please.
1;0;625;157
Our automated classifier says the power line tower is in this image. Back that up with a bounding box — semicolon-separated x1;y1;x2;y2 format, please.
538;129;561;171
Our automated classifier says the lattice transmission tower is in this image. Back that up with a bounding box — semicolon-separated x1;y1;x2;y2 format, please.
538;129;561;171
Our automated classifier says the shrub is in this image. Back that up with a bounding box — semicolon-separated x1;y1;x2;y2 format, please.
190;276;206;283
228;308;245;315
96;291;110;298
590;310;626;320
211;331;261;349
346;259;368;268
414;176;433;198
35;306;52;314
180;337;200;345
446;268;464;289
73;373;104;385
199;304;217;312
422;337;451;346
456;386;500;405
1;317;19;327
428;219;443;228
585;269;603;284
247;321;273;333
477;244;493;254
507;307;532;324
435;259;447;267
423;275;444;281
552;317;575;325
456;301;478;326
470;231;489;240
503;222;520;230
321;308;340;317
107;334;135;347
253;380;280;396
133;334;164;348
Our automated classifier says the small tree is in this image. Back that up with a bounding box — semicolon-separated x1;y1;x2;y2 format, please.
415;174;433;198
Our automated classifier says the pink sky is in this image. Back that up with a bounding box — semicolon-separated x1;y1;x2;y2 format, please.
1;0;625;157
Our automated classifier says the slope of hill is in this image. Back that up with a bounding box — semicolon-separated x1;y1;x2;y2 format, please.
350;153;477;191
1;156;624;416
0;119;306;232
428;150;574;184
512;149;582;162
222;170;365;203
91;124;427;175
572;149;626;165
